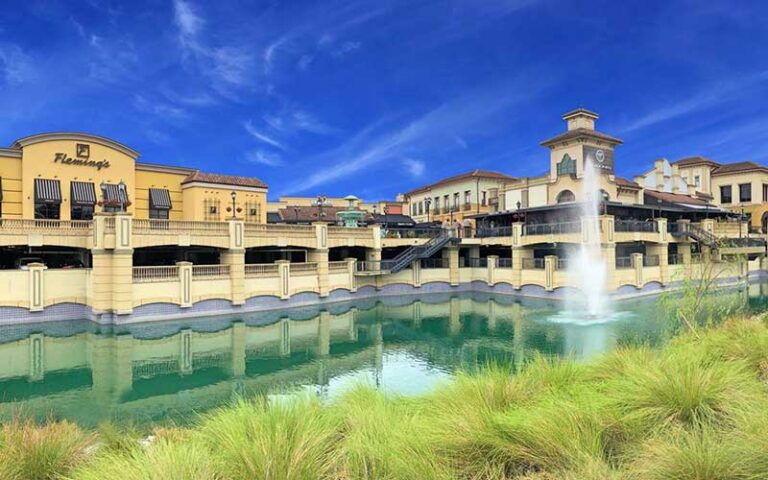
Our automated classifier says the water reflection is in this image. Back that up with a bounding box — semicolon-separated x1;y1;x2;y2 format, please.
0;283;764;428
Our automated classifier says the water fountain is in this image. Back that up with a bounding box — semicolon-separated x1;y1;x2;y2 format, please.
336;195;367;227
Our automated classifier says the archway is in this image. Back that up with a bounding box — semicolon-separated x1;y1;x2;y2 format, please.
556;190;575;203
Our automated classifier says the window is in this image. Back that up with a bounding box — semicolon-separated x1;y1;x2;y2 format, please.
35;203;60;219
149;208;169;219
453;192;459;208
71;205;94;220
411;204;416;216
481;191;487;206
739;183;752;203
204;199;221;221
763;184;768;203
720;185;732;204
694;175;701;188
434;197;440;209
556;190;575;203
246;202;261;222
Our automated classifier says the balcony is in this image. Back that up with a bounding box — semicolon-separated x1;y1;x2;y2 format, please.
463;202;472;211
522;257;545;270
522;221;581;236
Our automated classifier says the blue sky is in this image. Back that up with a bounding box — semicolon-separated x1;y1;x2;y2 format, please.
1;0;767;201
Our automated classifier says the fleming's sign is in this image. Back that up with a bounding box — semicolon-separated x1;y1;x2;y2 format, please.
53;144;111;170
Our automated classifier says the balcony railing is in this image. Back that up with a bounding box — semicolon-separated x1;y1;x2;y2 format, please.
329;261;350;272
192;264;230;278
556;258;569;270
497;257;512;268
420;258;449;269
668;253;682;265
132;265;179;283
328;226;372;239
522;221;581;236
522;257;545;270
463;202;471;211
357;260;395;272
383;228;442;239
245;263;279;276
616;257;632;269
290;262;318;275
476;226;513;238
464;257;487;268
133;219;229;235
615;220;658;233
245;224;314;236
0;219;92;234
643;255;660;267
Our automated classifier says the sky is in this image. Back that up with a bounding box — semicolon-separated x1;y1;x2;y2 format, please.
1;0;767;201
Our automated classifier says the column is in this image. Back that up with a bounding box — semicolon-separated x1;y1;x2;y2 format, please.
179;328;193;375
678;241;692;264
317;311;331;356
366;248;382;263
647;243;669;285
487;255;498;286
445;246;460;286
412;300;422;329
602;244;617;291
411;259;421;287
599;215;615;243
307;249;329;297
279;318;291;357
632;253;643;288
27;263;45;312
177;261;193;307
544;255;557;291
276;260;291;299
487;299;497;330
28;333;44;381
230;321;246;377
449;296;461;334
89;333;134;403
346;257;357;292
512;247;533;289
221;249;245;306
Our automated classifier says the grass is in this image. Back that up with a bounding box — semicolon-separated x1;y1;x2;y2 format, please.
0;317;766;479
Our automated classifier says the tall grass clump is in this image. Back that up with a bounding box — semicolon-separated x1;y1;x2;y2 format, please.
0;418;93;480
195;396;338;480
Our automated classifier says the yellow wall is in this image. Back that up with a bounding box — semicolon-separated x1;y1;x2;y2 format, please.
182;185;267;223
134;169;188;220
19;140;136;220
0;154;23;218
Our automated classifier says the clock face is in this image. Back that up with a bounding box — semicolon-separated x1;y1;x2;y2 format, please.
595;149;605;163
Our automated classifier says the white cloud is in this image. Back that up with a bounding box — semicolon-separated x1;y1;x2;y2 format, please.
297;54;314;71
332;40;361;57
261;110;336;136
244;120;287;150
173;0;204;42
246;150;283;166
0;43;35;86
402;158;425;178
132;94;190;124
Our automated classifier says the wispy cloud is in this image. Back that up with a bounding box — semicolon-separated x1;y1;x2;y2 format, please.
620;71;768;133
244;120;287;150
402;157;425;178
132;94;190;124
246;149;283;166
281;73;550;194
0;43;35;86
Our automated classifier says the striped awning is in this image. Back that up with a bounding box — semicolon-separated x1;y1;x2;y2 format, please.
101;183;129;205
70;181;97;205
34;178;62;204
149;188;172;209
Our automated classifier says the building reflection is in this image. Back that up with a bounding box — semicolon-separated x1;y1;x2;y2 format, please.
2;285;759;427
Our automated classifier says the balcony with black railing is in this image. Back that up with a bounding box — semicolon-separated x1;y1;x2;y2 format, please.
522;221;581;236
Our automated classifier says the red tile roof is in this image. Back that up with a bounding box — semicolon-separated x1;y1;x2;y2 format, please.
406;169;515;195
277;205;373;223
182;171;268;188
712;161;768;176
614;176;641;189
673;156;720;168
645;189;710;206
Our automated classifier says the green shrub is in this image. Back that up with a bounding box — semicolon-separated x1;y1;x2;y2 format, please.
0;418;92;480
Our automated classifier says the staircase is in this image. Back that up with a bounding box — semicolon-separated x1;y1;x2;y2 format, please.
669;223;719;249
359;230;458;275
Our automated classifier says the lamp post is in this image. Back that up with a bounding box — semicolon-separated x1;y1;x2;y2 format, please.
424;196;432;223
316;195;328;221
230;191;237;219
118;180;126;212
602;190;610;216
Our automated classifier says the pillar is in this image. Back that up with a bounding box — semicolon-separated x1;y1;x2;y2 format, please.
411;259;421;287
89;333;134;403
177;261;193;308
230;322;246;377
346;257;357;292
307;250;329;297
544;255;557;291
91;214;133;316
601;244;617;291
366;248;382;263
221;249;245;305
28;333;44;381
279;318;291;357
511;247;533;288
179;328;193;375
647;243;669;285
487;299;497;330
632;253;643;288
445;246;460;286
487;255;498;286
449;296;461;334
412;300;422;329
317;311;330;356
28;263;45;312
678;241;692;264
599;215;615;243
276;260;291;299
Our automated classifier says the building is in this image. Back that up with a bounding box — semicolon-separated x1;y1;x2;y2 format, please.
0;132;268;223
268;196;406;217
405;169;515;225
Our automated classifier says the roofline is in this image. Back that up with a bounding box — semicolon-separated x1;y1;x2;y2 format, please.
12;132;141;159
712;165;768;176
181;181;267;192
136;162;197;176
540;129;624;147
404;170;516;196
0;147;21;158
562;108;599;120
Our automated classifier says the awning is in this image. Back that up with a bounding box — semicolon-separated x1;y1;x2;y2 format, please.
34;178;62;204
149;188;172;209
70;181;97;205
101;183;129;205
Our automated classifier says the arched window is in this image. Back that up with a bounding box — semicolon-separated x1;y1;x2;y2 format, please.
599;189;610;202
556;190;576;203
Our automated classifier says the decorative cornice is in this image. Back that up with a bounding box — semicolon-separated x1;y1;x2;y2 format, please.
12;132;141;159
0;147;22;158
136;162;197;176
181;181;268;193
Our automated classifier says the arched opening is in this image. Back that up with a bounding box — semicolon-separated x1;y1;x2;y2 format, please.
761;212;768;234
556;190;575;203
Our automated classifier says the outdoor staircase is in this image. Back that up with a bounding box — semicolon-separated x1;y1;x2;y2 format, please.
670;223;719;250
360;230;458;275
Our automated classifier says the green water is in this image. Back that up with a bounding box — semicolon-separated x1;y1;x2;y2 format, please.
1;283;766;428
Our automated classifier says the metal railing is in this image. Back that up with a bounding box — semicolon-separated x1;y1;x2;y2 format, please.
556;258;569;270
615;220;658;233
383;228;442;239
420;258;449;269
329;261;350;272
522;221;581;236
290;262;318;275
497;258;513;268
356;260;395;272
328;226;373;239
132;265;179;283
245;263;279;276
522;257;545;270
668;253;682;265
463;202;471;211
0;219;92;234
245;224;314;236
464;257;487;268
643;255;660;267
616;257;633;269
133;219;230;235
476;226;513;238
192;264;230;278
